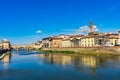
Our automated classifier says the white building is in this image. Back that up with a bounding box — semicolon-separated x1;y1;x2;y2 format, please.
1;39;11;50
117;30;120;45
62;39;72;47
80;37;95;47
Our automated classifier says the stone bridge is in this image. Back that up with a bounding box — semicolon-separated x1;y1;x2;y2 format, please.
12;43;42;51
12;44;33;51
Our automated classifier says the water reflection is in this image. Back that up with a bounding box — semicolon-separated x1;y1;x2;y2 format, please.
12;49;39;55
0;51;120;80
38;54;72;65
1;53;11;63
0;52;11;69
38;53;120;73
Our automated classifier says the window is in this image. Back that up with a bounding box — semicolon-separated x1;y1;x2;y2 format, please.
88;44;90;47
92;44;94;46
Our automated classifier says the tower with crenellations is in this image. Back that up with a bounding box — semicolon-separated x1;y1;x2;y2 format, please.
90;21;94;33
89;21;95;36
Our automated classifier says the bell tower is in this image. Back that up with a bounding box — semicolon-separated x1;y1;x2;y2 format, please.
90;21;94;33
89;21;94;36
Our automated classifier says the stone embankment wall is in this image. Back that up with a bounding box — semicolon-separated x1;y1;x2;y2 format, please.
43;47;120;54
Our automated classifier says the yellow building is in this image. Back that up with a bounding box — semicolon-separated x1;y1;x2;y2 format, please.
61;35;83;48
50;37;63;48
62;39;72;47
105;33;119;46
80;37;95;47
41;21;119;47
109;37;118;45
1;39;11;50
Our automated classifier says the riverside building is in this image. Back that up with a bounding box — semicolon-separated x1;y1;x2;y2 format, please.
41;21;119;48
0;39;11;50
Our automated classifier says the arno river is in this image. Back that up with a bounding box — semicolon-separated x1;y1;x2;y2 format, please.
0;49;120;80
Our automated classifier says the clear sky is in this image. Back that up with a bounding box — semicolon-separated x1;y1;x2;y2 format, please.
0;0;120;44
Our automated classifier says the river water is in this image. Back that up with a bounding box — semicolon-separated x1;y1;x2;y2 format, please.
0;50;120;80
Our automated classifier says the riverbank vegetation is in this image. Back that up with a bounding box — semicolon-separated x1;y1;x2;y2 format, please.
40;49;120;56
41;50;76;54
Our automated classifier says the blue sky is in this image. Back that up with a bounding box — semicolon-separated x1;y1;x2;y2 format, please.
0;0;120;44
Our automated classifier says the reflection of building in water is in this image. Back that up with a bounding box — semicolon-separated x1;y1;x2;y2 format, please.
38;54;72;66
38;54;98;69
38;53;100;73
38;54;46;59
1;53;11;69
80;56;97;68
71;55;98;73
52;54;72;65
2;54;11;62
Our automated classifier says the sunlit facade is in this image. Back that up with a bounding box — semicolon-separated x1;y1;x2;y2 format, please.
80;37;95;47
62;39;72;47
50;37;63;48
0;39;11;50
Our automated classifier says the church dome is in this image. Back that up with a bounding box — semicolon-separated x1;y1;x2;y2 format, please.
2;39;9;43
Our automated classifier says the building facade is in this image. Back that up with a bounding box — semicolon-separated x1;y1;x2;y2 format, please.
62;39;72;47
33;41;43;49
80;37;95;47
42;37;52;48
0;39;11;50
41;21;120;48
50;37;63;48
117;31;120;45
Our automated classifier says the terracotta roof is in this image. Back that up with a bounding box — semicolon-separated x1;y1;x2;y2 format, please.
51;37;63;40
69;35;83;38
105;34;118;36
62;39;70;41
81;36;93;38
109;37;119;39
